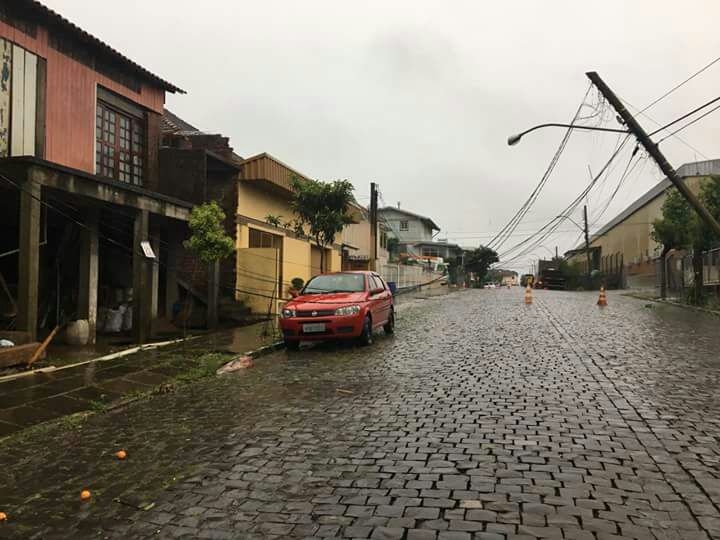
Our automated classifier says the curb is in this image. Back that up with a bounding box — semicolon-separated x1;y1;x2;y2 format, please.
0;336;197;383
624;293;720;318
102;340;285;415
245;340;285;358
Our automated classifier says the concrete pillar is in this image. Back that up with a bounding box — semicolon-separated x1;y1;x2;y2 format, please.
78;208;99;344
150;235;160;320
207;259;219;329
17;179;41;341
165;226;180;319
132;209;152;344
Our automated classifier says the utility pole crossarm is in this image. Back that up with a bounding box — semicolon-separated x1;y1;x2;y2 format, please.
586;71;720;238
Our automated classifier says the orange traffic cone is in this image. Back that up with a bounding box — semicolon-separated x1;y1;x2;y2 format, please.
524;284;533;305
597;286;608;306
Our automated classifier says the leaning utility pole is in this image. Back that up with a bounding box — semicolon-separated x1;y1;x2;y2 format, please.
587;71;720;238
369;182;378;271
583;204;592;284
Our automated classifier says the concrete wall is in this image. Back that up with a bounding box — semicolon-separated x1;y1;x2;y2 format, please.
238;181;294;224
236;247;279;315
236;182;343;313
341;218;389;266
378;263;441;290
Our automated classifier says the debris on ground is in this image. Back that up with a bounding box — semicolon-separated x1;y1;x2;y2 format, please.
336;388;354;395
217;356;254;374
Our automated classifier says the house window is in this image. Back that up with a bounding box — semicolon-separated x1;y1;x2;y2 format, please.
96;100;144;185
249;228;282;249
380;231;388;249
399;220;409;231
421;246;441;257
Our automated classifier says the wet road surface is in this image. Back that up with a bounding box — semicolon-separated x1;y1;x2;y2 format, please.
2;289;720;539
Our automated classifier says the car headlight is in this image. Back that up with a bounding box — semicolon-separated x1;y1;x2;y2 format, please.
281;308;296;319
334;305;360;317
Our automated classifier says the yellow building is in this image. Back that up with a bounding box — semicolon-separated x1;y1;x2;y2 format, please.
340;202;389;270
235;153;342;314
566;159;719;287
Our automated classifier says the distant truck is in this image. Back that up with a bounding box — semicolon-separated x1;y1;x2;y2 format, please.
520;274;534;287
535;259;565;290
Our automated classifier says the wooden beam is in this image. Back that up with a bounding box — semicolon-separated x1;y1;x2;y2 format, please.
27;164;191;221
16;178;40;340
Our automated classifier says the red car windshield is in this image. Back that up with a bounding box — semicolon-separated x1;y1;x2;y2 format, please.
303;273;366;294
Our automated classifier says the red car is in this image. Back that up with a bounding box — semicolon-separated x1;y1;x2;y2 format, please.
279;271;395;350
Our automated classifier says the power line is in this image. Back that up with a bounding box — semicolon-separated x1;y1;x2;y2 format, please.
497;136;631;266
0;173;141;261
621;98;708;159
657;101;720;144
640;54;720;113
648;93;720;137
589;147;642;227
488;84;594;252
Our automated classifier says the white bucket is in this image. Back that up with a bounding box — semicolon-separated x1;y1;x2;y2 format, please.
65;320;90;345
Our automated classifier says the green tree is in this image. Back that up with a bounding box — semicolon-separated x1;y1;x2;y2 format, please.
265;214;283;228
184;202;235;264
290;177;355;272
652;189;699;301
463;246;499;284
386;237;400;260
652;178;720;303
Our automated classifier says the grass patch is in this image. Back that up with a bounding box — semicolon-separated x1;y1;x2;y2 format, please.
0;353;234;446
174;353;231;384
89;399;108;412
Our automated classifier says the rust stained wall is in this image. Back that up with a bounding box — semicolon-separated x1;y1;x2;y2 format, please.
0;21;165;174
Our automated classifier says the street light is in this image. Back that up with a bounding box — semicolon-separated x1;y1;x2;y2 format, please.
507;123;629;146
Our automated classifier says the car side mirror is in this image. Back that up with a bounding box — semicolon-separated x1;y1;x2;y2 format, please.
372;288;384;295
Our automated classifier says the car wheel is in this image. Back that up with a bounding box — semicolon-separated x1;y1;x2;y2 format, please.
383;309;395;335
285;340;300;351
357;316;373;346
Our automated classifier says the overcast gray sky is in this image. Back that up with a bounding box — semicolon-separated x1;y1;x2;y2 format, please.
45;0;720;272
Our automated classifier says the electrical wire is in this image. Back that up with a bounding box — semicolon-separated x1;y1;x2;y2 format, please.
640;54;720;114
588;147;642;226
0;173;141;261
497;136;631;266
648;94;720;137
488;85;593;252
657;101;720;144
621;98;708;160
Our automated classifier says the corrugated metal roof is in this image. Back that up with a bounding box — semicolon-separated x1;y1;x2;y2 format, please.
26;0;184;93
571;158;720;250
242;153;312;182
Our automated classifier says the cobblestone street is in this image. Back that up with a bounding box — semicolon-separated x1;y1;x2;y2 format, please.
3;289;720;539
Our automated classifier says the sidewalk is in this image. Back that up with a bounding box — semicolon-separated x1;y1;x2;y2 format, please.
0;321;280;438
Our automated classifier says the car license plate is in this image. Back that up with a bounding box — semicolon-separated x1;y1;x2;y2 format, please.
303;323;326;333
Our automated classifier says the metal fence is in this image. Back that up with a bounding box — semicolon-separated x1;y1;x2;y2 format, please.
657;247;720;298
